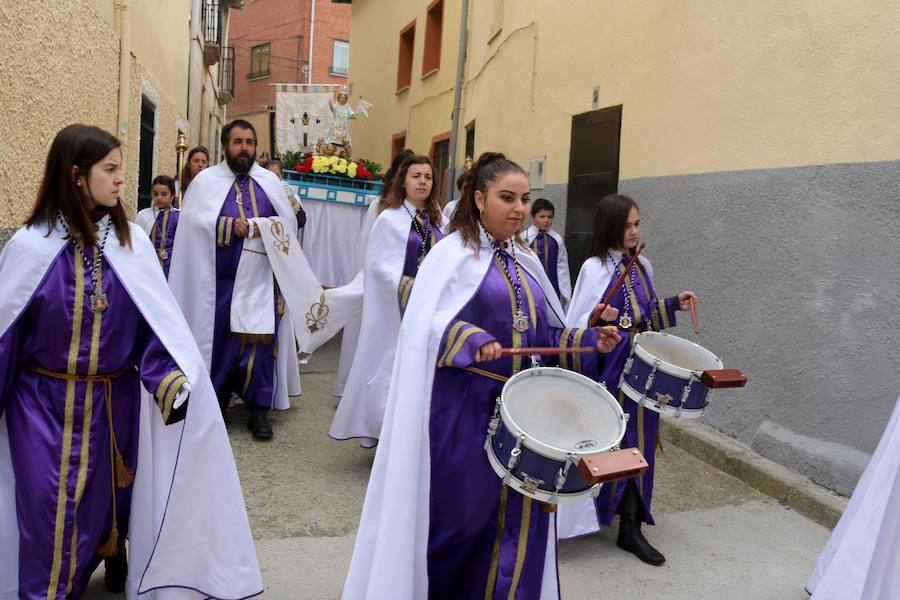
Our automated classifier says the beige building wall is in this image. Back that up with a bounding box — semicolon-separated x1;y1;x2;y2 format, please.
348;0;462;162
0;0;195;231
350;0;900;183
0;1;119;230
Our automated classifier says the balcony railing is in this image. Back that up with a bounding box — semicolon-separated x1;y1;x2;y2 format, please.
219;46;235;104
202;0;222;46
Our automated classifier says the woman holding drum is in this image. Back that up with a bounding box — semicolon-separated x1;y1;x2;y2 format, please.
558;193;697;566
341;153;620;599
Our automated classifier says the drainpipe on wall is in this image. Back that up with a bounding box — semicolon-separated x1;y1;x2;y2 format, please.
307;0;316;84
187;0;202;145
446;0;470;203
116;0;132;142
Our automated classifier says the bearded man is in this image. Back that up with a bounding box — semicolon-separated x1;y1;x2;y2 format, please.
168;120;303;440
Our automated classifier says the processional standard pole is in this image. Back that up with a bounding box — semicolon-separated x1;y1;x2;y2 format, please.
175;132;188;205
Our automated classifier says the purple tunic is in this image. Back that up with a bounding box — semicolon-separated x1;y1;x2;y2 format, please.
530;231;561;300
398;210;443;315
149;207;179;277
591;256;678;526
0;242;186;599
211;177;299;411
427;249;601;599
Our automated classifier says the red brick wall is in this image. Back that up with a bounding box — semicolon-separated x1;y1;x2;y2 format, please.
229;0;351;118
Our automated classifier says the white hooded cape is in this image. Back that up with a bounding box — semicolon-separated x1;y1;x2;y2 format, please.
168;162;300;409
334;198;381;396
807;394;900;599
329;204;417;446
342;230;565;600
0;222;261;600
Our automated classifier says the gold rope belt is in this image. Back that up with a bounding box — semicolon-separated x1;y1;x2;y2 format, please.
29;366;133;557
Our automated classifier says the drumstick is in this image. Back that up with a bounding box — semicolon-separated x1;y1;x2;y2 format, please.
589;243;647;327
688;296;699;335
500;346;595;357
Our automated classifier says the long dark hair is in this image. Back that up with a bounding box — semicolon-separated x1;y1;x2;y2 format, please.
180;146;209;192
26;124;131;247
588;193;640;260
380;154;442;227
449;151;527;251
381;149;414;201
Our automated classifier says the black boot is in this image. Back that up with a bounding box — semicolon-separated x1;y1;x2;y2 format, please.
247;408;274;440
616;480;665;566
104;538;128;593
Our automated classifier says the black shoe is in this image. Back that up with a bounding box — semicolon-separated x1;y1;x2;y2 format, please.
617;517;666;566
247;411;274;440
103;540;128;593
616;480;665;566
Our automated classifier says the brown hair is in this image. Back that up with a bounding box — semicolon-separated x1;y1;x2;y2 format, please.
151;174;177;197
448;151;528;251
588;193;640;260
26;124;131;247
380;148;414;201
180;146;210;192
379;154;442;227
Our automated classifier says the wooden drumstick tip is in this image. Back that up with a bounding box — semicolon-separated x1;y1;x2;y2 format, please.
688;296;699;335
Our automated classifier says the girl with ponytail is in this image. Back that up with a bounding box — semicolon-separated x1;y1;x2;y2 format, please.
343;152;621;598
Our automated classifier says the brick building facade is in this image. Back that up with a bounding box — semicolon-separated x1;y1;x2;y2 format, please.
229;0;351;156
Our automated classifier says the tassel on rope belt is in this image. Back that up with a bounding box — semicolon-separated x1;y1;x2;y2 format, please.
29;366;134;557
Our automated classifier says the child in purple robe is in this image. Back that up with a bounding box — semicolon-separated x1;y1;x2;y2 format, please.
560;193;697;566
524;198;572;308
342;152;621;599
148;175;179;277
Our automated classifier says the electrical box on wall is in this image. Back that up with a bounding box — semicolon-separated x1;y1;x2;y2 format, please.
528;156;546;190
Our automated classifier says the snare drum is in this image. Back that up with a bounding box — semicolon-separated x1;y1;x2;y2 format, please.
619;331;723;418
485;367;626;504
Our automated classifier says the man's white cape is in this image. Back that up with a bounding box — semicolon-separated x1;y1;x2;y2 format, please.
807;394;900;599
168;162;301;408
0;223;261;600
329;205;417;446
341;230;566;600
523;225;573;307
556;254;655;540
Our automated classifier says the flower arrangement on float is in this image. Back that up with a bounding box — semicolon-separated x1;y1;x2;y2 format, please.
283;151;376;181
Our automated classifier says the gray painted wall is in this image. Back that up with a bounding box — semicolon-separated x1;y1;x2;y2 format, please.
546;161;900;496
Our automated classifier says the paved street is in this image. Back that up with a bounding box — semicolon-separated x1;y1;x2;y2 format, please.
87;336;831;599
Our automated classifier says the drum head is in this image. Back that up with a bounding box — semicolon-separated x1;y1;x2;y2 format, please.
502;368;624;456
634;332;722;374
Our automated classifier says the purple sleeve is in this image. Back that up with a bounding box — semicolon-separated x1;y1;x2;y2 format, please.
0;318;22;420
216;216;237;247
550;326;602;378
436;319;498;369
138;322;188;424
649;296;679;330
296;205;307;229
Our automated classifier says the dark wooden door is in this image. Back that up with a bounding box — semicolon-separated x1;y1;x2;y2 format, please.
564;105;622;276
137;99;156;211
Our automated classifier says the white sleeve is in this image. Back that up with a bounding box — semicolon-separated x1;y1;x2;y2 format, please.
564;257;613;327
555;232;572;306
